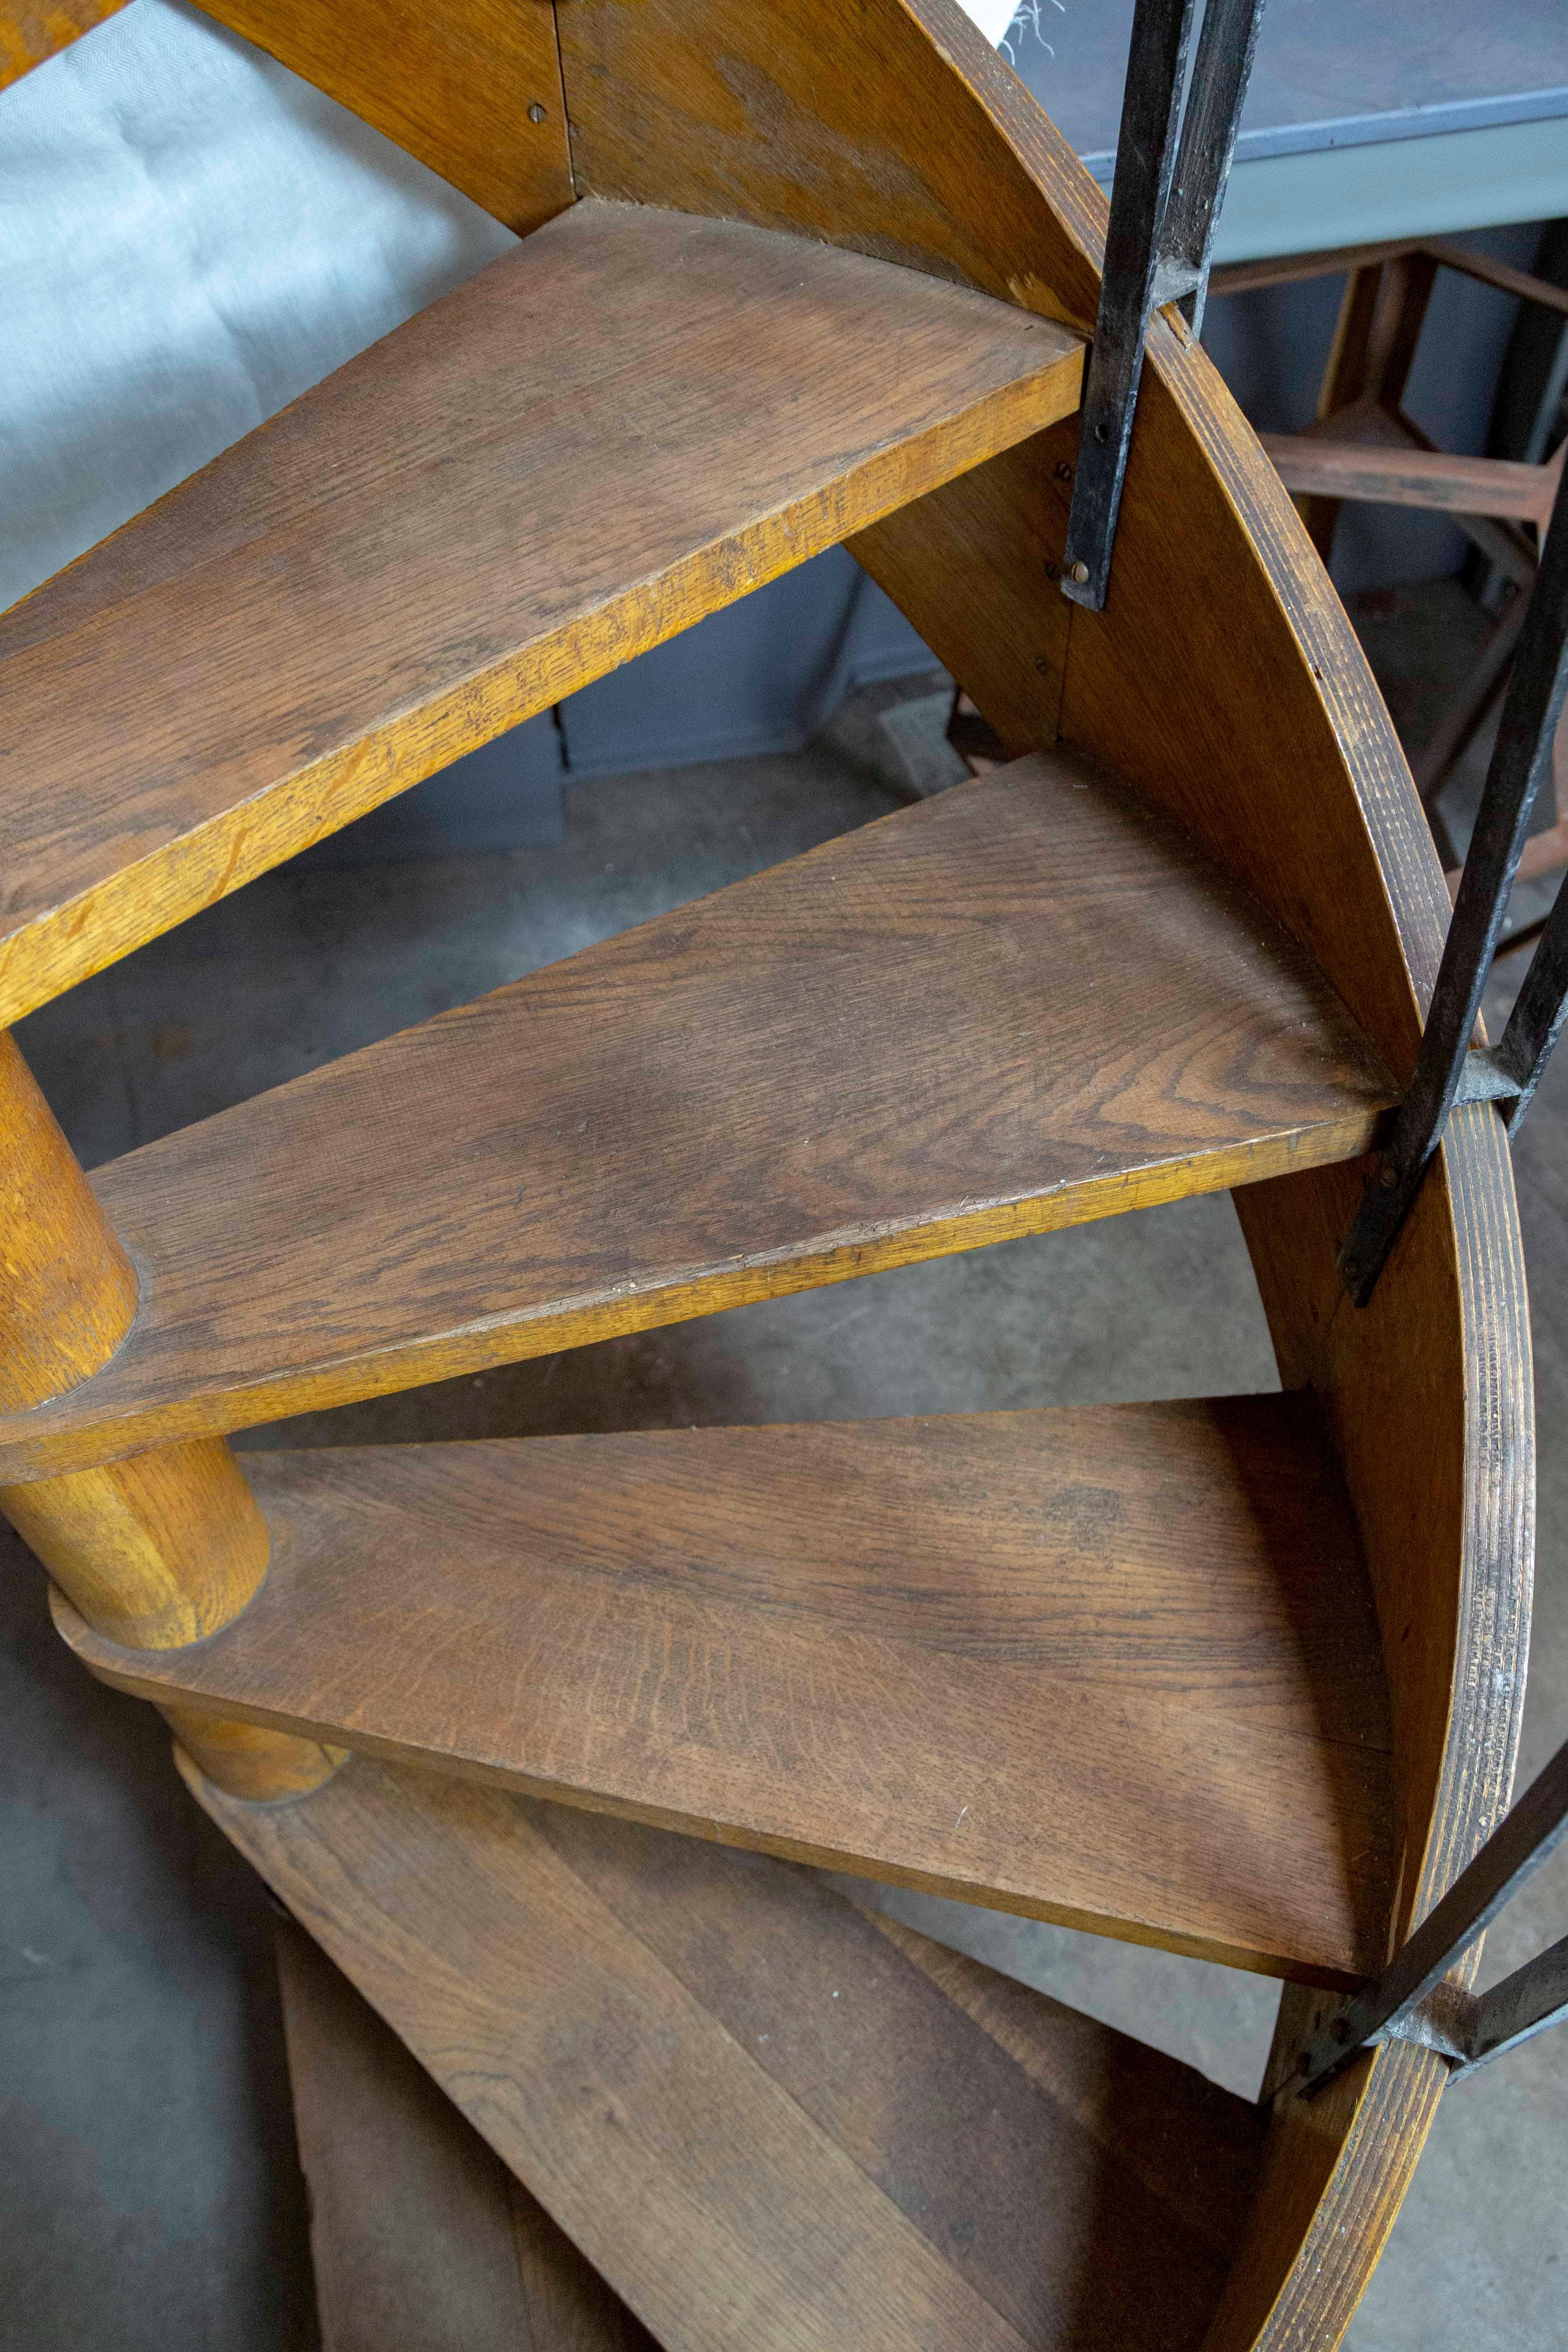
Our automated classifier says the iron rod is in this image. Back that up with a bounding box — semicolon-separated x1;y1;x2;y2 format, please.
1061;0;1197;612
1492;876;1568;1131
1297;1734;1568;2097
1340;455;1568;1304
1456;1931;1568;2077
1161;0;1268;336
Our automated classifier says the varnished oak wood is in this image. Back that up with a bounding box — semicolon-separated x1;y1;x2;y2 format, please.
0;1034;269;1647
15;4;1535;2332
1213;1108;1532;2345
158;1707;343;1800
0;199;1081;1028
2;1437;268;1651
1065;306;1529;2352
196;1754;1268;2352
849;301;1445;1096
0;0;123;86
1209;240;1424;300
667;23;1534;2328
197;0;573;233
0;758;1394;1483
554;0;1105;330
60;1397;1394;1981
551;0;1100;809
0;1034;329;1787
1420;237;1568;320
551;0;1441;1079
275;1916;655;2352
849;419;1080;758
1260;437;1559;529
1210;240;1568;322
0;1032;136;1412
1055;316;1449;1077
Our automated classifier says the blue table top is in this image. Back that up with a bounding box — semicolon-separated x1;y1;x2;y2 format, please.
1007;0;1568;176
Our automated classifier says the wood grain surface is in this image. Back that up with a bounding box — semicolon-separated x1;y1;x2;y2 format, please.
793;33;1536;2332
554;0;1104;330
1319;255;1437;563
1211;1106;1533;2347
65;1396;1394;1980
1147;366;1532;2349
0;198;1081;1027
849;418;1080;758
0;1032;136;1413
162;1703;343;1800
1018;153;1529;2352
1213;239;1568;322
1260;437;1559;527
0;1037;268;1648
0;756;1392;1483
198;0;573;232
0;0;123;85
275;1915;655;2352
2;1435;268;1650
14;4;1532;2329
195;1753;1268;2352
1056;322;1446;1079
1200;225;1535;2336
0;1042;328;1784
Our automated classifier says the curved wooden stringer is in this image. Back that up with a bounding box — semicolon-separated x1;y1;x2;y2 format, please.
0;4;1532;2348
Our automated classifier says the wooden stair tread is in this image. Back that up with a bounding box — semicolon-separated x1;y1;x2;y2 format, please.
68;1397;1396;1979
275;1914;654;2352
195;1753;1269;2352
0;756;1395;1481
0;196;1082;1027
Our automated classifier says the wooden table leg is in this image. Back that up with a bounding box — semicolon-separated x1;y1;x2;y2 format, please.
1302;253;1438;564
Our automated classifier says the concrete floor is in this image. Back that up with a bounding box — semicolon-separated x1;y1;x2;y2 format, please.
4;614;1566;2347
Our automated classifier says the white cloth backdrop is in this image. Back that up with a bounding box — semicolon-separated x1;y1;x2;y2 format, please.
1;0;1017;846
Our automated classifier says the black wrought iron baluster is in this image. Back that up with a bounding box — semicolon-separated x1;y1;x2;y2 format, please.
1340;456;1568;1305
1061;0;1268;611
1157;0;1268;337
1292;1731;1568;2098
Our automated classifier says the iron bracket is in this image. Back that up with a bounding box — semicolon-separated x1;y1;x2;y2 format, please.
1288;1731;1568;2100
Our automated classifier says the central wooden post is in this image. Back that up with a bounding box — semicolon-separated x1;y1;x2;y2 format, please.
0;1033;339;1799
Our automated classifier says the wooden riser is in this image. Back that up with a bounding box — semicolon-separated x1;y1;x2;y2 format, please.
199;1755;1268;2352
62;1398;1395;1982
0;754;1394;1484
0;196;1082;1029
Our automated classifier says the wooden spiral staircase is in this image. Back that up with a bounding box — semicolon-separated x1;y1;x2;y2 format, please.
0;3;1535;2345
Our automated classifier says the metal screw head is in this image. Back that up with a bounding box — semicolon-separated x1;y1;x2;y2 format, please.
1070;561;1090;585
528;101;548;123
1053;460;1073;483
1379;1164;1400;1190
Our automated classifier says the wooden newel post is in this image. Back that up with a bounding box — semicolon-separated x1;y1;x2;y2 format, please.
0;1032;340;1799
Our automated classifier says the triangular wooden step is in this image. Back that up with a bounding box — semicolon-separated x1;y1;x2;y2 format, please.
63;1396;1395;1980
0;196;1082;1028
0;756;1394;1482
275;1914;655;2352
195;1754;1268;2352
